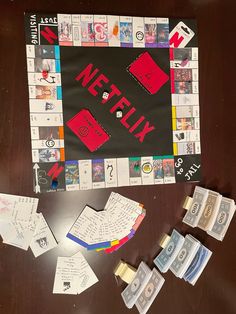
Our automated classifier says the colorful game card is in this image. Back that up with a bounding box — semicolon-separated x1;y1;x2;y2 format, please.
128;52;169;94
66;109;110;152
81;14;94;46
94;15;108;46
120;16;133;47
107;15;120;47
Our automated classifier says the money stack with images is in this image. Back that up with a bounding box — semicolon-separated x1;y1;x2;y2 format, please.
115;260;165;314
182;186;236;240
66;192;146;253
154;229;212;285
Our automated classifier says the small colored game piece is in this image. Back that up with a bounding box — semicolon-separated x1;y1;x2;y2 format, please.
51;178;58;189
42;70;49;79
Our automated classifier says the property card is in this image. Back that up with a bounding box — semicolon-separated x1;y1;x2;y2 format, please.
133;17;145;48
170;234;200;278
135;268;165;314
107;15;120;47
207;197;236;241
73;251;98;294
81;14;94;46
182;186;209;227
78;159;92;190
117;158;130;187
172;94;199;106
154;229;185;273
169;21;195;48
120;16;133;47
58;14;73;45
53;256;81;294
104;158;118;188
66;109;110;152
72;15;82;46
30;213;57;257
183;244;212;285
94;15;108;46
198;191;222;231
141;156;154;185
29;99;63;113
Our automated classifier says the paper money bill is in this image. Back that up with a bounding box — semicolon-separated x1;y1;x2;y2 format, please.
197;191;222;231
135;268;165;314
183;244;212;285
182;186;209;227
170;234;200;278
207;197;235;241
154;229;185;273
121;262;152;309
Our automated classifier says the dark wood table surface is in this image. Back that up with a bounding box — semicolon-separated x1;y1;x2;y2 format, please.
0;0;236;313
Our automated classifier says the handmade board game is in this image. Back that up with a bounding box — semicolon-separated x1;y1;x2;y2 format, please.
24;13;201;193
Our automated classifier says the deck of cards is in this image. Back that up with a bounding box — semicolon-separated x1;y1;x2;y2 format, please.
182;186;236;241
0;193;57;257
116;261;165;314
53;251;98;295
66;192;146;253
154;230;212;285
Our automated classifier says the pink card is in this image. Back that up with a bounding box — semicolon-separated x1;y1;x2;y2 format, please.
128;52;169;94
66;109;110;152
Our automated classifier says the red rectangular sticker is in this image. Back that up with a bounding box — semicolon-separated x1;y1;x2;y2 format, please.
66;109;110;152
128;52;169;94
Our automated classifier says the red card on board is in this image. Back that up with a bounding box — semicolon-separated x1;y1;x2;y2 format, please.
66;109;110;152
128;52;169;94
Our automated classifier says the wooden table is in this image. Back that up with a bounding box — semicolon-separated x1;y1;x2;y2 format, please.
0;0;235;313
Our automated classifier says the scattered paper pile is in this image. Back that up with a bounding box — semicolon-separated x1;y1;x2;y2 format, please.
154;229;212;285
67;192;146;253
0;193;57;257
53;251;98;294
182;186;236;240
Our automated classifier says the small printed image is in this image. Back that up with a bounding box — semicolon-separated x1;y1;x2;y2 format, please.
141;162;153;174
174;82;192;94
94;22;108;43
145;23;157;44
163;159;175;177
175;132;185;141
120;22;133;43
157;24;169;46
153;159;164;179
81;22;95;42
58;16;72;42
39;148;60;162
92;160;105;182
173;48;192;60
176;118;194;130
63;282;71;292
129;159;141;177
108;20;119;41
174;69;192;81
35;45;55;58
34;58;55;72
65;161;79;185
178;142;195;155
36;237;48;249
36;86;57;99
39;127;60;140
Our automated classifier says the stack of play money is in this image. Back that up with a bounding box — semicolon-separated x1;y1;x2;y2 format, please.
67;192;146;253
121;262;165;314
182;186;236;241
154;230;212;285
